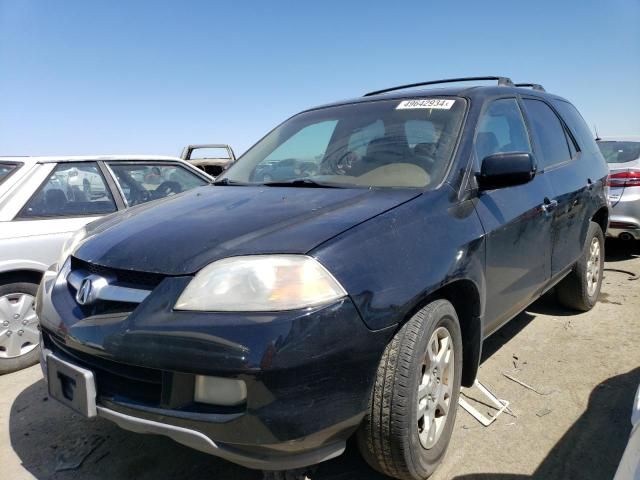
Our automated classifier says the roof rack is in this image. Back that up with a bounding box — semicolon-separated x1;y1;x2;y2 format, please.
363;76;515;97
515;83;546;92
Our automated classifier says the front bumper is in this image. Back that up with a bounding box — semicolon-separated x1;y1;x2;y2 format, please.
37;265;393;470
607;226;640;240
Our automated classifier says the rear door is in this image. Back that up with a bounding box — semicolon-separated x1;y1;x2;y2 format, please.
473;98;554;334
521;98;586;277
7;162;119;269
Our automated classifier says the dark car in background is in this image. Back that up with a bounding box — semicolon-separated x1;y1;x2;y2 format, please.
37;77;608;480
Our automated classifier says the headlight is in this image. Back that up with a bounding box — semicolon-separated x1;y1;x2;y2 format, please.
57;227;88;268
175;255;347;312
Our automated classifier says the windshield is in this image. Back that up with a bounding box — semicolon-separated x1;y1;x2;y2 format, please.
597;141;640;164
220;98;466;188
0;162;20;185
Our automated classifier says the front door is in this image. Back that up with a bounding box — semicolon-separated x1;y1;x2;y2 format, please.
473;98;554;335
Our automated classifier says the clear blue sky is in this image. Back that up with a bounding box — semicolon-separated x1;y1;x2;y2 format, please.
1;0;638;157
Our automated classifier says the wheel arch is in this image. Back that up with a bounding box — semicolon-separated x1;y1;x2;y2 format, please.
400;278;483;388
591;206;609;235
0;269;44;287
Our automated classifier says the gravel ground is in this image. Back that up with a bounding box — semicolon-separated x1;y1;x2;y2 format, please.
1;239;639;480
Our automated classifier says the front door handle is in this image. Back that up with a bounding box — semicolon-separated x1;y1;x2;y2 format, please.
542;198;558;213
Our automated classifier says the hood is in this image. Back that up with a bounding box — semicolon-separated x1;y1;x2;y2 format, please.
75;185;420;275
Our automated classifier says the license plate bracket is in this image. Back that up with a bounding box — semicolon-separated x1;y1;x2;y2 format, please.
46;353;97;418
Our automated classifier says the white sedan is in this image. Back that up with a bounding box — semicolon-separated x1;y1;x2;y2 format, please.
0;155;212;374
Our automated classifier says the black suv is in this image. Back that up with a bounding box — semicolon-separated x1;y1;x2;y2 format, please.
37;77;608;480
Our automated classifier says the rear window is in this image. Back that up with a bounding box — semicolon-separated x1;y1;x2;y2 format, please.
0;162;21;185
597;141;640;164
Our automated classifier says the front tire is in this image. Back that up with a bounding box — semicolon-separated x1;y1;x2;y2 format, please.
0;282;40;375
556;221;604;312
357;299;462;480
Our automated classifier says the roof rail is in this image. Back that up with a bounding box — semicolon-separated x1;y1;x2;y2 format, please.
363;76;515;97
515;83;546;92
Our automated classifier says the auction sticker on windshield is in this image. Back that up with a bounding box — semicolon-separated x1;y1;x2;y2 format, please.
396;99;455;110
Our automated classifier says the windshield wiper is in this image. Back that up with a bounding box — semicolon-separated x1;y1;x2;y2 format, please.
213;178;250;186
262;178;343;188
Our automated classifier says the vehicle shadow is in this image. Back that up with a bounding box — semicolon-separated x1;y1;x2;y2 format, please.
451;367;639;480
9;378;262;480
605;238;640;262
11;369;637;480
9;377;387;480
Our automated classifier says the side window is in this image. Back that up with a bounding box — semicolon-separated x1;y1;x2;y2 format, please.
264;120;338;164
522;99;572;169
107;163;208;207
553;100;599;156
475;99;531;161
0;162;21;185
347;119;384;157
18;163;116;218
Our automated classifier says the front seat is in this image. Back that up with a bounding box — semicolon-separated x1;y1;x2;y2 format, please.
44;189;67;215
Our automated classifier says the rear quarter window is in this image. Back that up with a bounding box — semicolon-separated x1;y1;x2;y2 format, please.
552;100;600;156
0;162;22;185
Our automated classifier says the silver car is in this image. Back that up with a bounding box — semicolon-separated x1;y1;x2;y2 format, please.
0;155;211;373
598;137;640;240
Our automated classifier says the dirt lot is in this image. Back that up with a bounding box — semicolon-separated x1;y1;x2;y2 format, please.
1;240;639;480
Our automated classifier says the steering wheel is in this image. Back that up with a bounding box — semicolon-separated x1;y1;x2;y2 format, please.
320;150;358;175
153;181;182;198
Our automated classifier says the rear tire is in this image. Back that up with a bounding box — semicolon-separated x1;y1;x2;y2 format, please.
357;299;462;480
556;221;604;312
0;282;40;375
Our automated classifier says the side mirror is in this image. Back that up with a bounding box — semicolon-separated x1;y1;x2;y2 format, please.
477;152;536;190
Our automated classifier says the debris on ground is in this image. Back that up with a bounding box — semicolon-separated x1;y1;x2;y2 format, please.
536;408;552;417
55;435;105;472
603;268;639;281
502;373;556;396
459;380;511;427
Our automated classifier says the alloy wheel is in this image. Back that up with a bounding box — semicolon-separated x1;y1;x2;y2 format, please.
586;237;601;297
417;326;454;449
0;293;39;359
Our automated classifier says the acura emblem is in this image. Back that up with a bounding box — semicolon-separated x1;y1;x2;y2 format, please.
76;278;93;305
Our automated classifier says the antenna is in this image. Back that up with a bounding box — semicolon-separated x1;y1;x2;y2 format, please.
594;125;601;141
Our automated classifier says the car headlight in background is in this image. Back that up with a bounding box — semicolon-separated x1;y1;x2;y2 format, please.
175;255;347;312
57;227;88;268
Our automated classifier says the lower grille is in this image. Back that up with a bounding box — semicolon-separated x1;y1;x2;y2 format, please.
44;332;162;406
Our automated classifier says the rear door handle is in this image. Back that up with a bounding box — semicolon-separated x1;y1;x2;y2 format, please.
542;198;558;213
